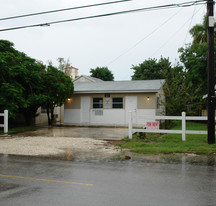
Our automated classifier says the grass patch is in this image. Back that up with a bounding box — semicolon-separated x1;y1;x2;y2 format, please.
0;126;40;135
121;121;216;155
170;120;207;131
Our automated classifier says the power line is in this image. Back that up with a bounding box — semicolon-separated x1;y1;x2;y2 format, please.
0;0;206;32
107;2;205;66
106;8;183;66
182;3;198;45
151;5;204;58
0;0;131;21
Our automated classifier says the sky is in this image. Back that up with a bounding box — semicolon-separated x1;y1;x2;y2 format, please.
0;0;211;80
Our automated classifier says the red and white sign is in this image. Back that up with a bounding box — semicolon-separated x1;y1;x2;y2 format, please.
146;122;159;130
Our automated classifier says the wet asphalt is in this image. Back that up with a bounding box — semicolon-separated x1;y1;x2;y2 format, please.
1;127;216;205
0;155;216;206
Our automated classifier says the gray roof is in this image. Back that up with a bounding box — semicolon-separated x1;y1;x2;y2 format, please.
74;79;165;93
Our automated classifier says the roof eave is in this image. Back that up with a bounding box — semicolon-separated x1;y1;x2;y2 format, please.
74;90;160;94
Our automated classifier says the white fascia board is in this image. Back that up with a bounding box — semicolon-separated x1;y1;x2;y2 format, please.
75;90;159;94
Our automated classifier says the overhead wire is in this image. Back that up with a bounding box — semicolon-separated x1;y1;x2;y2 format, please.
182;3;197;45
106;8;183;66
106;1;205;66
150;4;205;58
0;0;206;32
0;0;131;21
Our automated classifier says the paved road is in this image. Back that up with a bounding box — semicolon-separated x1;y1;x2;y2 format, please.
0;155;216;206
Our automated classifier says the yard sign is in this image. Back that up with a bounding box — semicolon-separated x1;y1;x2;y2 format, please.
146;122;159;130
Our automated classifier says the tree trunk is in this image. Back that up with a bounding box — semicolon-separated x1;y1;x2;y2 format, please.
46;107;55;126
50;107;54;126
46;108;51;126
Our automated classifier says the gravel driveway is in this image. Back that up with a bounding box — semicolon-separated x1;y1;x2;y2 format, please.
0;127;127;160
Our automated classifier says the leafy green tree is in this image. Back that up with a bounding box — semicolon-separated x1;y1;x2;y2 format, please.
0;40;74;126
178;16;216;114
163;65;190;116
15;56;46;124
131;57;189;116
131;57;169;80
90;67;114;81
42;66;74;126
189;15;216;45
0;83;24;119
0;40;24;118
189;16;207;45
179;44;208;99
0;40;46;123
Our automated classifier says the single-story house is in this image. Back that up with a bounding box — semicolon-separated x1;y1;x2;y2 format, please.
64;78;165;127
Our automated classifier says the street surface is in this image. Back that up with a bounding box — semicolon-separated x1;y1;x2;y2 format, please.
0;155;215;206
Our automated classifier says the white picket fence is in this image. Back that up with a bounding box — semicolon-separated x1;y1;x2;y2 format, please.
0;110;8;134
128;111;212;141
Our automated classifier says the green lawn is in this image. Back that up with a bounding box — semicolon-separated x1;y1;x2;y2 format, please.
121;121;216;155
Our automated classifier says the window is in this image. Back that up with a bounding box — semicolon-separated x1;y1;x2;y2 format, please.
112;97;123;109
93;98;103;108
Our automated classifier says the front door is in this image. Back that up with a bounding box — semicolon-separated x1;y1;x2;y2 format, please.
81;96;90;124
125;96;137;124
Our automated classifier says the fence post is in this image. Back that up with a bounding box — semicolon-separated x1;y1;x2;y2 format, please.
4;110;8;134
129;111;133;139
182;112;186;141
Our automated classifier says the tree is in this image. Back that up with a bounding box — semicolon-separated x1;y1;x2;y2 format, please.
42;66;74;126
57;57;71;72
130;57;189;116
0;40;46;124
0;40;74;126
163;64;190;116
178;16;216;114
0;83;24;119
90;67;114;81
189;16;207;45
131;57;168;80
178;44;208;106
15;56;46;124
0;40;24;118
189;15;216;45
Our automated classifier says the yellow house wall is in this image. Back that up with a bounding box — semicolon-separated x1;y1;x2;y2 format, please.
65;93;157;110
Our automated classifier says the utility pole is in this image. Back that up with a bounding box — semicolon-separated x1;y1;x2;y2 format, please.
207;0;215;144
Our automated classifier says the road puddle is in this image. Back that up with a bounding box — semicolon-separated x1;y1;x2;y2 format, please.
0;152;216;167
127;153;216;166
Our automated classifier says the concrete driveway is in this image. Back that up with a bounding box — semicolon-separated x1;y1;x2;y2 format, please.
14;126;129;140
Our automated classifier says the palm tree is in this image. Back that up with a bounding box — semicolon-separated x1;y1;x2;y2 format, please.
189;15;216;45
189;16;207;44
